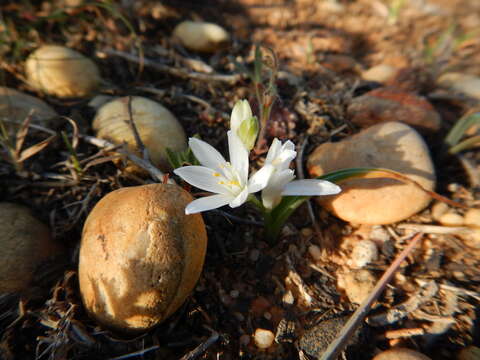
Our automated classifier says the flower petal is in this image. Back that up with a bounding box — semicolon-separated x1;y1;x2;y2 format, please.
261;169;295;209
189;137;226;170
282;179;341;196
282;140;295;152
227;130;249;183
229;187;249;208
265;138;281;164
248;164;274;193
174;166;229;194
185;194;232;214
230;100;252;132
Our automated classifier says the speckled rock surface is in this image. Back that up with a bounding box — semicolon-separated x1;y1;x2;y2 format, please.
79;184;207;334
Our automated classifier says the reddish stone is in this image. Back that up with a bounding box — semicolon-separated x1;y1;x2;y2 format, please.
347;87;441;132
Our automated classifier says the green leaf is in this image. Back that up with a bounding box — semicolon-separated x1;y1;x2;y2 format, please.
264;167;458;243
253;45;263;83
445;112;480;148
166;145;200;169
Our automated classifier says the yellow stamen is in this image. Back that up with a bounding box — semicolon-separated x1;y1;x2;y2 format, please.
212;172;221;177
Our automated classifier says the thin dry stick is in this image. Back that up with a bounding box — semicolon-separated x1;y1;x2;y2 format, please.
125;96;150;162
101;49;242;85
81;135;175;184
179;330;219;360
107;345;160;360
319;232;424;360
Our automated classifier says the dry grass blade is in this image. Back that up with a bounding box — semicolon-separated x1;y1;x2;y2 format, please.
319;232;424;360
14;110;33;157
178;329;219;360
17;134;56;163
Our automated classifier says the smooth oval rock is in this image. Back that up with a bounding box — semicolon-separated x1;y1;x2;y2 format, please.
26;45;101;98
438;72;480;100
362;64;398;83
92;96;187;171
79;184;207;334
347;87;441;132
0;202;61;293
307;122;436;225
0;87;57;131
173;21;230;53
372;348;431;360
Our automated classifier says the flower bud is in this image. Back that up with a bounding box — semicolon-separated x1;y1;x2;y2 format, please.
237;115;259;150
230;100;258;150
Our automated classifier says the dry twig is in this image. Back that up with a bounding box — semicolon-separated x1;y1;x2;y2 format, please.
320;232;424;360
100;49;242;85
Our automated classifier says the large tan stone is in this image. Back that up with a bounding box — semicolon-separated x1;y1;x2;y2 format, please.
307;122;436;225
79;184;207;334
0;203;61;293
0;87;57;131
92;96;187;172
26;45;100;98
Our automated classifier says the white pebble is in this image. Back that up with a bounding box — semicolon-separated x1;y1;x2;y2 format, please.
254;328;275;349
351;240;378;268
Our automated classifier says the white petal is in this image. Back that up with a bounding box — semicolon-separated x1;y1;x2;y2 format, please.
265;138;281;164
261;169;295;209
282;179;341;196
185;194;232;214
276;149;297;170
227;130;249;183
174;166;229;194
248;164;274;193
189;137;226;170
282;140;295;152
229;186;249;208
230;100;252;132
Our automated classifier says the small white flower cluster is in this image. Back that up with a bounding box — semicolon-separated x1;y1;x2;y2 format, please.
174;100;341;215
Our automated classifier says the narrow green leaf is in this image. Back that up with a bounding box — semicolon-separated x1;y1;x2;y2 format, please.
445;112;480;147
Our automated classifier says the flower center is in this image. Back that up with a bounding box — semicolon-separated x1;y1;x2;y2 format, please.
212;162;243;195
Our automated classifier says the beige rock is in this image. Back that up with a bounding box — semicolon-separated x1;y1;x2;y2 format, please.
26;45;100;98
307;122;436;225
92;96;187;171
0;87;57;132
173;21;229;53
253;328;275;349
438;72;480;100
464;208;480;228
362;64;398;83
79;184;207;334
372;347;431;360
0;203;61;293
347;88;441;132
342;269;376;304
438;212;464;226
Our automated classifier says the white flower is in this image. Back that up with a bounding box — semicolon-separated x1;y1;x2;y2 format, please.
261;138;341;209
174;131;273;215
230;99;259;150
